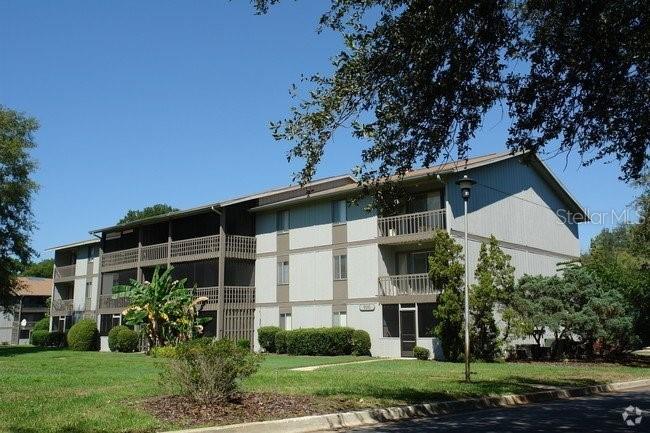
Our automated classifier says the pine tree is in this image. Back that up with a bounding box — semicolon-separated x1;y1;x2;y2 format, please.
470;235;515;360
429;230;465;361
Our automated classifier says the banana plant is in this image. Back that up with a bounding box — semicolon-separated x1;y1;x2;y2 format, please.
112;266;210;348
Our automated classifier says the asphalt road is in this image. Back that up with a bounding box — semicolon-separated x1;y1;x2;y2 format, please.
338;386;650;433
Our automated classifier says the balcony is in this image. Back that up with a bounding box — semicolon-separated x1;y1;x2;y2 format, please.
101;234;256;272
51;299;74;316
378;273;440;297
98;294;130;311
377;209;445;244
53;264;76;282
97;286;254;312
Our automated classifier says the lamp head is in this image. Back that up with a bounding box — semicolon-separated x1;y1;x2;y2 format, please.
455;175;476;201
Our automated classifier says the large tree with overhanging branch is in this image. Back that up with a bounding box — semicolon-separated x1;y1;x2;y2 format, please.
253;0;648;209
0;106;39;311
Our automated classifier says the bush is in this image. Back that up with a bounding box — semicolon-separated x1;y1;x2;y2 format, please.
413;346;430;360
275;330;288;354
33;317;49;332
351;329;372;356
30;330;49;346
32;331;67;348
161;339;262;403
236;339;251;351
258;326;281;353
108;326;139;353
150;346;177;358
285;327;355;356
67;319;100;351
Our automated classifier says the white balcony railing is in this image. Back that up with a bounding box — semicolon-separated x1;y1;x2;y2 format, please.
378;273;439;297
377;209;445;240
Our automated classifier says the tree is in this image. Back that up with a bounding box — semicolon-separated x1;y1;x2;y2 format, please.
21;259;54;278
117;204;178;225
254;1;648;209
0;106;38;311
512;265;636;358
581;176;650;347
113;266;210;348
428;230;465;361
470;235;515;360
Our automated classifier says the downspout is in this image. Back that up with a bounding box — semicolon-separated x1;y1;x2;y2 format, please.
211;206;226;339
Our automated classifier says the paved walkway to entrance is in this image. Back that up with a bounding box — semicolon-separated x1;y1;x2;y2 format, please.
290;358;413;372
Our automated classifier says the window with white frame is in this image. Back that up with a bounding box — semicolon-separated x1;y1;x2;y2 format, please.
277;260;289;285
332;311;347;327
276;210;290;232
332;199;347;223
333;254;347;280
280;313;292;330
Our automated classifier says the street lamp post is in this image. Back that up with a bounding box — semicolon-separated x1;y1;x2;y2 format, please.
456;174;476;382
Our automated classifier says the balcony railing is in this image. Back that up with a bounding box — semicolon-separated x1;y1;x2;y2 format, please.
51;299;74;315
53;264;76;281
101;234;256;271
102;247;139;270
378;273;439;297
377;209;445;243
98;286;254;312
99;294;130;310
193;286;219;308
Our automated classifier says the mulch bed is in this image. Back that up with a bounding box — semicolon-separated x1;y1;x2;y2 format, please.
142;393;361;427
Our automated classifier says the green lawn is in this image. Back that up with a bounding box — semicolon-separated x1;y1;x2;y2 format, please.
1;346;648;433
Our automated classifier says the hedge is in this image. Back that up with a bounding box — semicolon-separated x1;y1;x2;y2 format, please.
257;326;281;353
31;331;67;348
275;330;289;354
285;327;356;356
67;319;100;351
108;325;139;352
46;332;68;348
30;330;49;346
351;329;372;356
413;346;430;360
33;317;50;332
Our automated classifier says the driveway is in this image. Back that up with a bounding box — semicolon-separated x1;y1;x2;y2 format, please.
338;385;650;433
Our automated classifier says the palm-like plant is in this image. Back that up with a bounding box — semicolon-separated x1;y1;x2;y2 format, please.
112;266;209;348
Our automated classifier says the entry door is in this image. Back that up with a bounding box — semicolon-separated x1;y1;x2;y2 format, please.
400;310;416;357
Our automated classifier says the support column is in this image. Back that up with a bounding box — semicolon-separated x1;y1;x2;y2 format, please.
167;221;172;268
137;229;143;282
217;210;226;339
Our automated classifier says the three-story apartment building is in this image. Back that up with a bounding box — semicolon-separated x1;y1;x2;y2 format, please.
49;151;586;357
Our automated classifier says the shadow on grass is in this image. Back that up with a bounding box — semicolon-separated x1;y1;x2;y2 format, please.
0;345;64;357
311;375;602;404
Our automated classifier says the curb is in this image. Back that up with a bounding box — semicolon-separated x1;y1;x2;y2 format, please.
162;378;650;433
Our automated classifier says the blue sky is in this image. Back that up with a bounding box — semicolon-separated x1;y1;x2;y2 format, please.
0;1;642;259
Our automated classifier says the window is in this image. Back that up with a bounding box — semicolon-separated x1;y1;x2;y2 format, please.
333;254;347;280
397;251;429;274
276;210;290;232
99;314;121;336
417;303;436;337
280;313;292;330
382;304;399;337
85;281;93;299
277;260;289;285
332;311;347;327
332;200;347;223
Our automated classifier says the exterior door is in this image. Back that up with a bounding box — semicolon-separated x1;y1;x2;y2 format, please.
400;310;416;357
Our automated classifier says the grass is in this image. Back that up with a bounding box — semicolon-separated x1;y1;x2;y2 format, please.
0;346;648;433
